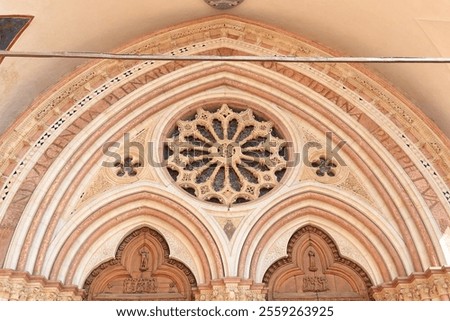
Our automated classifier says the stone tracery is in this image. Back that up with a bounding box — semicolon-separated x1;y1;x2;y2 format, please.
165;104;287;206
311;156;337;177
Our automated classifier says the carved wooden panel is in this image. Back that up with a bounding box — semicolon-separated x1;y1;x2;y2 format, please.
263;225;373;301
83;227;197;301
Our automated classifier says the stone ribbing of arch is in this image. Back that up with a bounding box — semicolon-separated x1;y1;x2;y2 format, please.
0;15;447;299
262;225;373;300
44;190;222;286
3;61;444;279
83;227;197;301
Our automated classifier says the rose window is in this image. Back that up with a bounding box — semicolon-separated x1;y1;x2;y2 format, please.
164;104;287;206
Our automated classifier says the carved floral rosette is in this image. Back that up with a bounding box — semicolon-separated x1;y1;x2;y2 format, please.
165;104;287;206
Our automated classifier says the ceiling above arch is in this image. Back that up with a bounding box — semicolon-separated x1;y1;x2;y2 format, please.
1;1;450;141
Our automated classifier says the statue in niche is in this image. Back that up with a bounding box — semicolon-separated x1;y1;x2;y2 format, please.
139;247;150;271
308;249;318;272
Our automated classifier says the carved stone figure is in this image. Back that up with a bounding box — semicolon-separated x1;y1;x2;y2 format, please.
303;276;329;292
308;249;318;272
123;277;159;294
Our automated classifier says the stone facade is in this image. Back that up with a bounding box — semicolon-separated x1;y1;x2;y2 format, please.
0;16;449;301
0;270;83;301
371;267;450;301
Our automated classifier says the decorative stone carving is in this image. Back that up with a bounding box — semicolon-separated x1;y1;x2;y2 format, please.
165;104;287;206
263;225;372;300
84;227;197;301
302;141;349;185
196;279;266;301
0;16;449;304
371;266;450;301
311;156;337;177
308;249;318;272
213;216;244;242
204;0;245;10
139;247;150;271
157;227;199;280
0;269;83;301
337;172;374;205
123;277;158;293
223;219;236;240
303;276;329;292
114;156;141;177
328;231;372;277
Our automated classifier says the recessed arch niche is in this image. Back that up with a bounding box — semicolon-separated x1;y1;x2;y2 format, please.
263;225;373;301
83;227;197;301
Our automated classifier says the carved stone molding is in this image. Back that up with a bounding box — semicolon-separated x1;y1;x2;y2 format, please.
263;225;373;289
0;16;449;301
204;0;245;10
371;266;450;301
0;269;83;301
196;278;266;301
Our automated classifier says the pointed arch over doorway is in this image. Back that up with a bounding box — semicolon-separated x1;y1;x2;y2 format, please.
263;225;373;300
83;227;197;301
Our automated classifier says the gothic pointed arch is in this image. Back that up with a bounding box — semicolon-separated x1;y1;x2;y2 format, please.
263;225;373;301
83;227;197;301
0;15;449;301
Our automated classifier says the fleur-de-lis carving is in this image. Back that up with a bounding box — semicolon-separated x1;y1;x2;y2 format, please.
311;156;337;177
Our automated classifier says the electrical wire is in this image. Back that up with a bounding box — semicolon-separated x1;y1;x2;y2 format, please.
1;50;450;63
